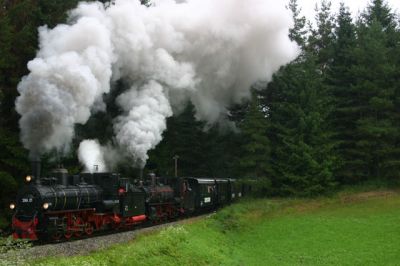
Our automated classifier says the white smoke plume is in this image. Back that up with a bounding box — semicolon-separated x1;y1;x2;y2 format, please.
16;0;299;168
78;139;107;172
16;3;113;158
114;81;173;166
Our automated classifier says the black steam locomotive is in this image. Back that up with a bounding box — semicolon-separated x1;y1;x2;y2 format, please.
10;162;245;241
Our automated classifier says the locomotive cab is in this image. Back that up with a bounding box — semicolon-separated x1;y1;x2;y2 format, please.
141;173;180;222
81;172;146;216
119;178;146;217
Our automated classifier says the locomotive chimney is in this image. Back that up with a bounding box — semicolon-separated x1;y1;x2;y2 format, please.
149;173;156;187
31;158;41;181
139;168;144;179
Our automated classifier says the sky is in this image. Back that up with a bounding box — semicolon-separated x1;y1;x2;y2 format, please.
298;0;400;20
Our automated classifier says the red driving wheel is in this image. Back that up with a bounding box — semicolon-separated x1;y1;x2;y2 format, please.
74;217;84;237
85;222;94;236
52;231;62;241
64;229;73;239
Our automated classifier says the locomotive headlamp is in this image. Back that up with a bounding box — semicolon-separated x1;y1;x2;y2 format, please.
9;203;15;210
25;175;32;182
42;202;49;210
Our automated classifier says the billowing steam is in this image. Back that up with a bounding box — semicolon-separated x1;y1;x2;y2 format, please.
16;9;113;157
114;81;173;166
16;0;299;169
78;139;107;172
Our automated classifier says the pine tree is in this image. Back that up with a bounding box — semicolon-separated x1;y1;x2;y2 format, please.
238;92;271;179
266;54;336;196
0;15;14;85
329;1;400;183
329;4;361;183
261;0;337;195
352;18;399;180
307;0;335;71
362;0;397;31
287;0;307;48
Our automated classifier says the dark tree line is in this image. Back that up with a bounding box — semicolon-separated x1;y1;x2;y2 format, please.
1;0;400;228
261;0;400;195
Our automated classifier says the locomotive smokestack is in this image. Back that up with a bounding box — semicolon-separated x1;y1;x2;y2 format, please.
31;159;41;180
149;173;156;187
140;168;144;180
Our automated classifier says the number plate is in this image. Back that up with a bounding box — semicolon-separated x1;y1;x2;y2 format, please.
22;198;33;203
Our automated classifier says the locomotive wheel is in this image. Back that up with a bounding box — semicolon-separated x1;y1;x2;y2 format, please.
51;231;62;241
85;223;94;235
62;215;73;239
112;222;121;230
74;217;84;237
152;217;162;225
64;230;73;239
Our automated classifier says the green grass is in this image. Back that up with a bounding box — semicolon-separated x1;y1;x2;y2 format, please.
19;191;400;265
231;198;400;265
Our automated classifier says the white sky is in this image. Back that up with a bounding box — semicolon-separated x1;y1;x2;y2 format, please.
298;0;400;21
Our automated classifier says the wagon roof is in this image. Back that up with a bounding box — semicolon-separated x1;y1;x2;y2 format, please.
185;177;231;184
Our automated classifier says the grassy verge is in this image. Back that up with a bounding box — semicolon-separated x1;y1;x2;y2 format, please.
11;190;400;265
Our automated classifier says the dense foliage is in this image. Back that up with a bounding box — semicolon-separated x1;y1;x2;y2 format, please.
1;0;400;228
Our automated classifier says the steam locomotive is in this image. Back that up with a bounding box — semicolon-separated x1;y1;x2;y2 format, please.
10;161;244;241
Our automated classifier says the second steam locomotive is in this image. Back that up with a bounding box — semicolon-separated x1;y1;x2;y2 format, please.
10;162;244;241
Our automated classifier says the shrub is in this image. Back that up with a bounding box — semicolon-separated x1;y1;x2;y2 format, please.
0;236;32;254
